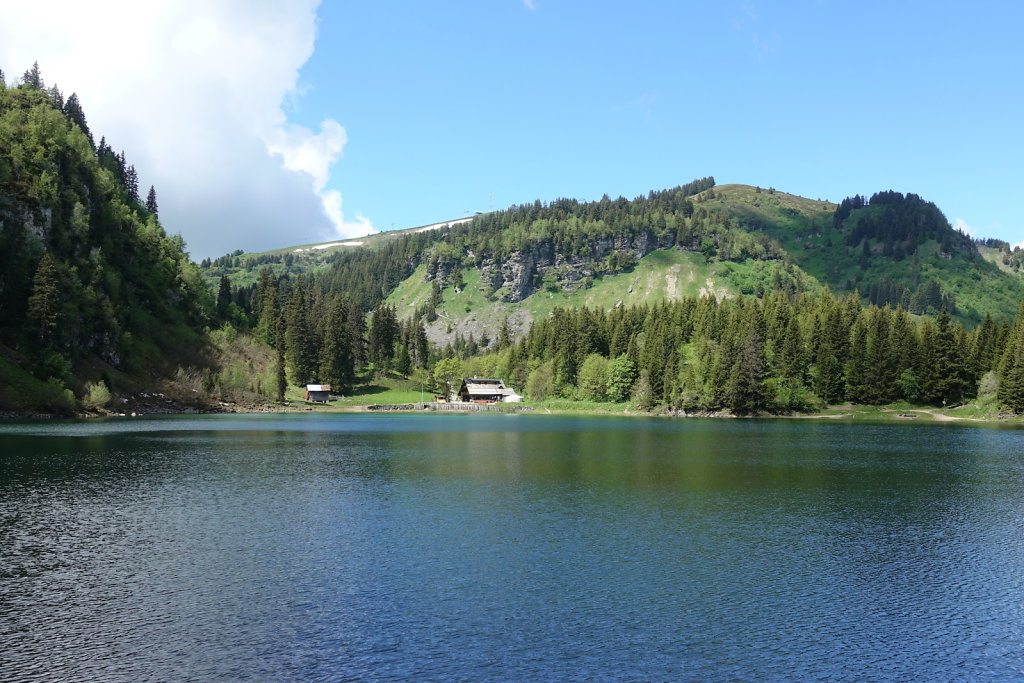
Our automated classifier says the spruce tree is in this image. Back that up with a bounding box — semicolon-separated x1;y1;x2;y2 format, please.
20;61;43;90
844;317;870;403
997;301;1024;412
368;304;399;371
216;275;232;320
413;320;429;368
125;165;139;202
318;295;353;391
285;279;317;384
27;253;60;345
393;343;412;376
145;186;158;215
931;310;972;405
62;93;94;147
275;314;287;401
726;330;767;414
811;341;844;404
497;316;513;350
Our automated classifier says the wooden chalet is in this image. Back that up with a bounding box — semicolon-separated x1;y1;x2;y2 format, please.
456;378;522;404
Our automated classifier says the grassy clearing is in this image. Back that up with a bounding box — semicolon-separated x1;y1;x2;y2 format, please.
387;264;434;314
518;250;724;319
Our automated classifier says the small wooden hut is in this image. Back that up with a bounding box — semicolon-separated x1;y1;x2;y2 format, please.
305;384;331;403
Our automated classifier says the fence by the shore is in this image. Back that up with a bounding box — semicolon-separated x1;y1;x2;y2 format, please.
367;402;534;413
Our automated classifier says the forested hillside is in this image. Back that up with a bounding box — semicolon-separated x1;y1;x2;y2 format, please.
0;65;211;412
5;61;1024;417
697;185;1024;324
212;180;1024;342
215;177;1024;416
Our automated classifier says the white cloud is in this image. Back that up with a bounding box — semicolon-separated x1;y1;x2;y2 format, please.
524;0;536;9
953;218;974;237
0;0;373;258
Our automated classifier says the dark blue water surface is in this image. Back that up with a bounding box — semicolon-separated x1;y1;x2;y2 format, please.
2;413;1024;681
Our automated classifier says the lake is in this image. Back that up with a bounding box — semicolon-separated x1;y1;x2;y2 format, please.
2;413;1024;680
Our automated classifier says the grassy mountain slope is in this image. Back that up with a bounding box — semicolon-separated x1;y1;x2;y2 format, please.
388;249;823;346
697;185;1023;324
207;179;1022;351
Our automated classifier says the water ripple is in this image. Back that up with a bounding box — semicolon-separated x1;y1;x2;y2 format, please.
2;415;1024;680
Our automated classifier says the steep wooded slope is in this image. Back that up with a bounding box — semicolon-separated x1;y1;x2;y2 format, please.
0;80;210;411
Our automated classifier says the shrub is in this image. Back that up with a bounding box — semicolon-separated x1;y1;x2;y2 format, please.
83;381;111;409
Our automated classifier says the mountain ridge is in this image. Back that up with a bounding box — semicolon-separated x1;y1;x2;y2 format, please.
206;180;1024;349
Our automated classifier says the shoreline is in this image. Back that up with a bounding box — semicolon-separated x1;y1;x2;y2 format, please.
3;401;1022;427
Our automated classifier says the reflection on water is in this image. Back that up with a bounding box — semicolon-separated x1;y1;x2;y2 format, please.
2;414;1024;680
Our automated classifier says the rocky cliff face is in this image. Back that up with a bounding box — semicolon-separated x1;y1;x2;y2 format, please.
425;231;678;303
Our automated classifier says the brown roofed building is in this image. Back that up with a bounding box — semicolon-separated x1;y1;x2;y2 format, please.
456;378;522;403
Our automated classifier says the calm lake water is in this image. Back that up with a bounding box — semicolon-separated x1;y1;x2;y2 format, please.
2;413;1024;681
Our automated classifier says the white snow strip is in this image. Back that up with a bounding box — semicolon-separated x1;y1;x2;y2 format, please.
294;240;363;252
290;217;474;253
314;241;362;249
415;217;474;233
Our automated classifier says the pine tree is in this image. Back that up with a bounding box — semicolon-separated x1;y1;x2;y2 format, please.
863;307;894;403
726;328;767;414
497;316;513;350
47;84;63;110
368;304;399;371
318;295;354;392
125;165;139;202
997;301;1024;412
413;320;429;368
145;186;158;215
845;316;870;403
216;275;232;320
275;314;287;401
930;309;972;405
27;253;60;345
62;93;94;147
20;61;43;90
811;340;844;404
285;279;317;384
394;343;412;376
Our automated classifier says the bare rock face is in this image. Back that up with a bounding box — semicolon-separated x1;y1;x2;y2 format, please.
427;232;675;304
0;203;53;244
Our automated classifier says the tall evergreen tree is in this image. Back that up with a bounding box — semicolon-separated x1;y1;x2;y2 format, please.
930;309;972;405
26;253;60;346
275;314;287;401
318;295;354;392
20;61;43;90
285;279;317;384
216;275;232;320
125;165;139;202
368;304;399;371
145;185;158;215
62;93;94;147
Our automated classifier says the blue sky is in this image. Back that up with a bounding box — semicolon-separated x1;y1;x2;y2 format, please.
301;0;1022;241
1;1;1021;256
